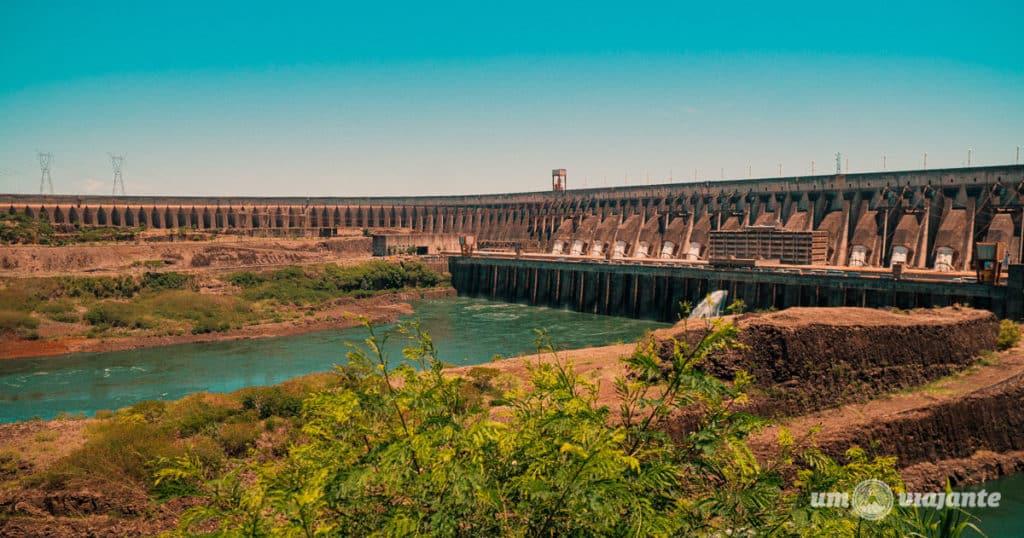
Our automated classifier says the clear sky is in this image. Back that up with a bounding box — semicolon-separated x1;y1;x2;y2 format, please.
1;1;1022;197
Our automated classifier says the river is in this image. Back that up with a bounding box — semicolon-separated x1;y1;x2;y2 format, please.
958;473;1024;537
0;297;667;423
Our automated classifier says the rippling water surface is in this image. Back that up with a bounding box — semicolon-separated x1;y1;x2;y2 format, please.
0;297;666;423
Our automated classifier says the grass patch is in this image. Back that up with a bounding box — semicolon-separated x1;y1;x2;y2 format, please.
37;416;184;490
140;290;258;334
83;301;158;329
36;298;80;323
0;309;40;338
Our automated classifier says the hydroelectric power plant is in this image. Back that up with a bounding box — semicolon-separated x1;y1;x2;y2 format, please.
5;164;1024;319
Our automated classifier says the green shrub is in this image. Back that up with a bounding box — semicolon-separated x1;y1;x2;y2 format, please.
239;386;303;419
140;271;194;291
0;213;55;244
400;260;442;287
166;394;238;436
998;319;1021;350
216;421;261;457
123;400;167;422
0;450;21;478
226;270;262;288
192;318;231;334
36;298;79;323
83;301;157;329
59;276;139;299
232;261;445;305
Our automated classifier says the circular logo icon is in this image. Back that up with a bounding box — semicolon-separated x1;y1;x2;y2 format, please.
850;479;894;521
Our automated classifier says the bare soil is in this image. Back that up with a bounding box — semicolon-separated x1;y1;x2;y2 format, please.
0;235;372;277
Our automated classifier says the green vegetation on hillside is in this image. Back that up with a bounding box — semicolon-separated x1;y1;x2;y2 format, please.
0;213;143;245
0;213;55;244
227;260;445;304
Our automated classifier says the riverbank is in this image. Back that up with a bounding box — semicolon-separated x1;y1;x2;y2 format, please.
0;258;453;361
0;287;455;360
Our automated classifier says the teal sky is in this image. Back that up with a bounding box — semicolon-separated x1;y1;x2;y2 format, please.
1;1;1022;197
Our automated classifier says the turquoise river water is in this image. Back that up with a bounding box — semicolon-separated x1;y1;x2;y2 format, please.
0;297;665;424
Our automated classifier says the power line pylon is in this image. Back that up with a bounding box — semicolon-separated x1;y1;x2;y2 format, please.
37;152;54;194
109;153;126;195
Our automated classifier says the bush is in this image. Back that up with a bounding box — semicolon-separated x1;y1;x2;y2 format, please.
166;394;238;436
998;319;1021;350
226;271;262;288
140;271;194;291
239;386;303;419
83;301;157;329
0;213;55;244
36;298;79;323
59;276;139;299
216;421;261;457
192;318;231;334
123;400;167;422
400;260;442;288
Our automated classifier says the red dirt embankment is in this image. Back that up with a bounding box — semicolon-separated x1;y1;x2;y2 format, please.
456;306;1019;488
659;307;998;417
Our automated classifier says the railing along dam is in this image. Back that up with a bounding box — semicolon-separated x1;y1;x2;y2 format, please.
449;256;1024;321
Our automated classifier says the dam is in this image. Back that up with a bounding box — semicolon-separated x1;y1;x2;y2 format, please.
448;255;1023;321
5;164;1024;271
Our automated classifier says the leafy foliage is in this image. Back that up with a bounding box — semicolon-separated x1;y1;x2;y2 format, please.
226;261;445;305
163;319;986;537
140;271;195;291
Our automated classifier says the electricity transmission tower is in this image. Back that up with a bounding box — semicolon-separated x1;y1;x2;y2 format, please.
109;154;126;195
37;152;54;194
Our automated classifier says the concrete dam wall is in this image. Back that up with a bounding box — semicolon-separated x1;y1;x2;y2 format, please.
448;256;1022;320
4;164;1024;270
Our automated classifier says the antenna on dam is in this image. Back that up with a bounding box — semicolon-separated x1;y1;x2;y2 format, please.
37;151;54;194
835;153;842;174
109;154;126;195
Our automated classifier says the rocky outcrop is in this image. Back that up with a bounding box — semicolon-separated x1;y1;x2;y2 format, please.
658;307;999;417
